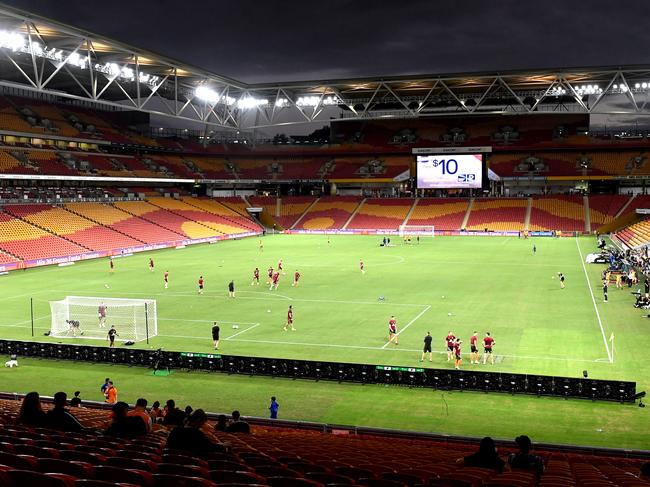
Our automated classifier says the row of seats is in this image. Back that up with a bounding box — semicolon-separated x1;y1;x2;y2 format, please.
0;397;647;487
347;199;414;230
616;219;650;247
296;196;362;230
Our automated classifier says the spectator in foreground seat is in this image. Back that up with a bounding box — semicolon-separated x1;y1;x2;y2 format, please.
508;435;544;478
162;399;186;427
215;414;228;432
19;391;47;427
149;400;163;422
166;409;224;457
226;410;250;433
128;398;152;432
460;436;505;473
46;392;83;432
70;391;82;408
105;401;147;438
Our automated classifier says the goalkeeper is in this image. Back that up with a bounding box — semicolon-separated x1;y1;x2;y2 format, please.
66;319;83;337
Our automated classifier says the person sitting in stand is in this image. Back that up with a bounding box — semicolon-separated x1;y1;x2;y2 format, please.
508;435;545;479
105;401;147;438
459;436;506;473
226;410;250;433
18;391;47;427
166;409;225;457
46;392;83;432
162;399;186;427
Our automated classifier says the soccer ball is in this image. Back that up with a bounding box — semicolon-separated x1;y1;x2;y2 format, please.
552;276;555;279
232;324;239;329
104;284;110;288
448;312;452;316
267;309;271;313
441;296;445;299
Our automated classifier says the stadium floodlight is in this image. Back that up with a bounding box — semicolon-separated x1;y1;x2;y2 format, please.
237;97;268;109
195;86;220;103
0;30;25;51
275;98;288;107
635;83;641;89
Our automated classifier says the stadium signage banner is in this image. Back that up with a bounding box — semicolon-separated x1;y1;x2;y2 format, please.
412;146;492;154
0;262;22;272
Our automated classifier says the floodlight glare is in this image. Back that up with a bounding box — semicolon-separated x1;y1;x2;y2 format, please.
0;30;25;51
195;86;220;103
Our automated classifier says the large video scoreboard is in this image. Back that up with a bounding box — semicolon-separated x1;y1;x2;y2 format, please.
413;147;490;190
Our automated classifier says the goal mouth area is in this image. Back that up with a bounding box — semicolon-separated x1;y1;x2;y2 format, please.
49;296;157;343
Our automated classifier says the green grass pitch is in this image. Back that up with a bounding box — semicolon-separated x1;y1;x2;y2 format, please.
1;234;649;449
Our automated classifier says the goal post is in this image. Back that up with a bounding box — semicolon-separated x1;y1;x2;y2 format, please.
398;225;435;238
49;296;157;343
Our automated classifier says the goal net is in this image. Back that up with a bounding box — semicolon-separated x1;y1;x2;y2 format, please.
49;296;157;343
398;225;435;238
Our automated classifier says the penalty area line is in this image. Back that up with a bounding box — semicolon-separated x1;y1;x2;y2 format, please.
575;237;613;363
225;323;261;340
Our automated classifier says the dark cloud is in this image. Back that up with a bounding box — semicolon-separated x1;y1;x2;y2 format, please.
4;0;650;83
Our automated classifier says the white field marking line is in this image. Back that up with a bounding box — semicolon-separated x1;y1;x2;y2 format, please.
157;318;259;325
575;236;612;363
0;289;53;302
225;337;606;363
240;290;292;300
53;290;428;307
381;305;432;349
0;315;50;327
225;323;261;340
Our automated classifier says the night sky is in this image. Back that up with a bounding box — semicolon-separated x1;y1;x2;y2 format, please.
4;0;650;85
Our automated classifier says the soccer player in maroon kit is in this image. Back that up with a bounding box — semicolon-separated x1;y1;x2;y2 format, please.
359;259;365;274
283;305;295;331
109;257;114;273
292;270;301;287
388;316;399;345
198;276;204;295
149;258;154;272
445;331;456;361
278;259;285;275
251;267;260;286
98;303;107;328
469;331;479;364
482;332;495;364
454;339;463;370
267;266;274;284
164;270;169;289
270;271;280;291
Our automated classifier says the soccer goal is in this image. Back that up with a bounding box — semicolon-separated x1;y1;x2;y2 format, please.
49;296;157;343
398;225;435;238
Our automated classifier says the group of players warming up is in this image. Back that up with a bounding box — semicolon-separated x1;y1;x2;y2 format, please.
108;251;496;368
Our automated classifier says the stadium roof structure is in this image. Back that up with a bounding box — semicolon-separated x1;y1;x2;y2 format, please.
2;3;650;132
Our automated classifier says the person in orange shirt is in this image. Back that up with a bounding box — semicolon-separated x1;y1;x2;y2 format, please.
105;381;118;404
127;398;152;432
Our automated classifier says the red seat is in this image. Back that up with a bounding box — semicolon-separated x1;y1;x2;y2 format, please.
0;451;38;470
357;479;406;487
74;480;139;487
208;460;249;471
106;457;158;473
8;470;76;487
92;466;154;487
157;463;209;479
115;450;161;462
210;470;267;484
14;444;60;459
255;466;303;478
161;454;209;469
39;458;94;479
381;471;425;486
75;445;116;457
59;450;107;465
152;474;216;487
289;463;327;474
304;472;356;484
266;477;323;487
334;467;375;481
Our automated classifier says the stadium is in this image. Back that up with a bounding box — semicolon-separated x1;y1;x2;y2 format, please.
0;1;648;486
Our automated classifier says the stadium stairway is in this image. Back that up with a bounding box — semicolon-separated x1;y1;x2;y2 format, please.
181;197;261;233
145;197;231;236
341;198;366;230
111;201;196;240
63;204;147;245
290;197;320;229
461;198;474;229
